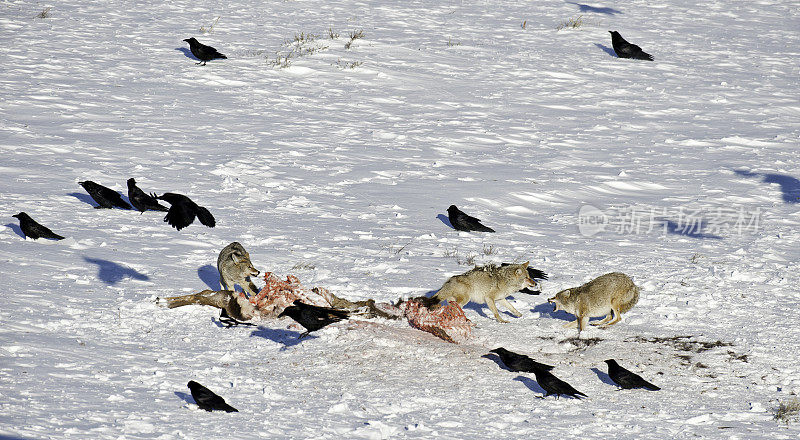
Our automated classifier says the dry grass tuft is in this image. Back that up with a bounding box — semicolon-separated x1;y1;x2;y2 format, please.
36;7;52;19
774;398;800;425
200;16;220;34
344;29;364;49
556;15;583;31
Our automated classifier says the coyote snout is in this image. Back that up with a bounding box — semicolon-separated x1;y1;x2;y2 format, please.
547;296;558;312
217;242;260;297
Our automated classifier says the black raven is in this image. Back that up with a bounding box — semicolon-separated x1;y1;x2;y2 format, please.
609;31;654;61
157;193;216;231
501;263;547;294
447;205;495;232
78;181;132;209
604;359;661;391
183;37;227;65
187;381;238;412
278;300;350;338
530;366;587;399
12;212;65;240
127;178;168;213
489;347;554;372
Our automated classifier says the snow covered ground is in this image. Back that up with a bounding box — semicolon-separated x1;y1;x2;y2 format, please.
1;0;799;438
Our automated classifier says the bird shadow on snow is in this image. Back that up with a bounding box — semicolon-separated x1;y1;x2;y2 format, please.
482;353;513;372
67;192;134;208
197;265;222;290
512;376;547;397
590;367;617;386
566;2;622;15
594;44;617;58
174;391;195;405
734;169;800;204
83;257;150;285
513;376;584;399
68;192;100;207
436;214;454;229
175;47;199;61
249;327;305;348
5;223;25;239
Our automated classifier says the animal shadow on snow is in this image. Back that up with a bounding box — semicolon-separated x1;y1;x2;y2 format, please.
512;376;547;397
197;264;222;290
482;353;514;372
68;192;100;207
533;302;620;325
594;44;617;58
67;191;133;208
461;301;489;319
176;47;199;61
735;169;800;204
83;257;150;285
664;220;722;240
0;434;37;440
533;302;573;322
590;367;618;386
174;391;195;405
436;214;453;229
5;223;25;239
249;327;305;348
566;2;622;15
513;375;583;399
462;300;523;320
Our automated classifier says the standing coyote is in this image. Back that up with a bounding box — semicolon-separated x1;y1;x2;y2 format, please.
548;272;639;333
217;242;260;297
434;262;535;323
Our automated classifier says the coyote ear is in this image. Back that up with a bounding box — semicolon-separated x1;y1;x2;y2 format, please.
522;261;529;268
562;289;570;298
231;253;241;264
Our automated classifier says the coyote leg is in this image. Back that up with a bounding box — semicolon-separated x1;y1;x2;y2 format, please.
577;315;590;332
498;298;522;317
591;313;614;326
245;280;260;297
601;308;622;327
485;298;509;323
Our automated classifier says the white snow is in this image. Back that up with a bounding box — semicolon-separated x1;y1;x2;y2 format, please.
1;0;799;438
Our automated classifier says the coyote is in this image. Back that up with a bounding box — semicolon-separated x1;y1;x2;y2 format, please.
434;262;535;323
217;242;260;297
548;272;639;332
